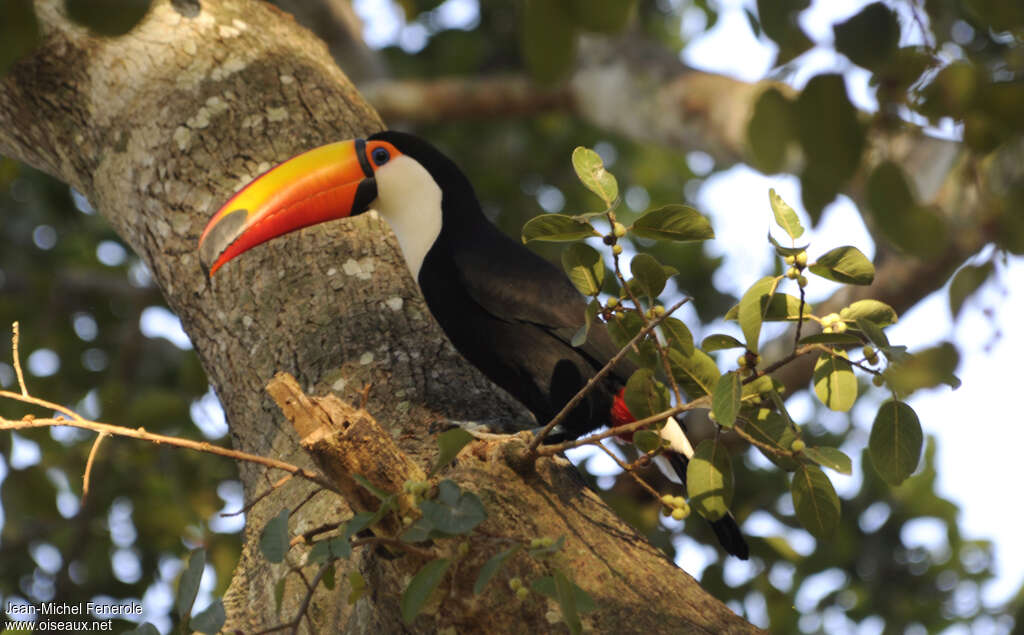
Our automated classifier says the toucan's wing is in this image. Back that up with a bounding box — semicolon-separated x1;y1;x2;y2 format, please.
450;224;624;366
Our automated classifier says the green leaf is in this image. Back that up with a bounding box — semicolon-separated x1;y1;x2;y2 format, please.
737;276;777;350
630;253;667;299
833;2;900;71
259;508;290;564
791;464;840;539
606;310;644;350
350;473;391;500
531;573;596;612
667;348;720;397
712;371;741;428
401;558;452;624
633;429;663;454
624;368;670;420
687;438;734;521
323;563;336;590
521;214;598;243
309;536;352;563
418;480;486;536
522;0;576;83
884;343;961;396
473;545;522;594
949;262;994;319
554;569;583;634
701;333;745;352
660;317;695;356
348;571;367;605
841;299;898;326
189;599;226;635
175;548;206;620
768;232;809;257
630;204;714;242
571;299;600;347
866;161;948;258
813;353;857;412
769;188;804;239
798;332;862;346
739;409;799;471
869;400;923;485
430;428;474;477
344;512;376;540
795;74;865;220
761;293;812;321
572;146;619;205
854;317;891;349
561;243;604;296
801;446;853;475
809;246;875;285
748;88;796;173
274;577;286;616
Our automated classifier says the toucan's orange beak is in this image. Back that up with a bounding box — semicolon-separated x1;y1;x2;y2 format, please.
198;139;378;276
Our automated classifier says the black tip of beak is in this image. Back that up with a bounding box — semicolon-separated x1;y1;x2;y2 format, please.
199;208;249;275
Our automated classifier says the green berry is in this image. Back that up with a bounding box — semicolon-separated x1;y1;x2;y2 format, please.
509;577;523;591
529;538;542;548
672;496;687;509
671;507;688;521
786;266;799;279
872;374;885;387
785;254;796;265
516;587;530;600
606;297;619;309
613;222;627;238
660;494;674;506
795;251;808;267
737;354;748;367
798;274;808;288
458;542;470;556
791;439;806;452
612;244;623;256
540;537;555;548
654;305;666;317
834;321;847;334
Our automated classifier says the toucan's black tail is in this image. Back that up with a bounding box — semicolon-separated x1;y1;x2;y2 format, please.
667;453;750;560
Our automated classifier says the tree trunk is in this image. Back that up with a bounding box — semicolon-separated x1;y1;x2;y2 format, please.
0;1;757;632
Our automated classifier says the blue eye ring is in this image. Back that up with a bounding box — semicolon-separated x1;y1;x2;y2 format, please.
372;147;390;166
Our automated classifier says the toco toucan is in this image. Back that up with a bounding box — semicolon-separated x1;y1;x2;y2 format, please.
198;130;748;559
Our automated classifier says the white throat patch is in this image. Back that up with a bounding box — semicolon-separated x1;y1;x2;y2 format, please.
372;155;443;280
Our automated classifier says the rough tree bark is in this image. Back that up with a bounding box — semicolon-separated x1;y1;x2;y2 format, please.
0;1;758;632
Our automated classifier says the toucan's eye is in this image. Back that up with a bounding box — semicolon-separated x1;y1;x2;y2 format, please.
372;147;390;166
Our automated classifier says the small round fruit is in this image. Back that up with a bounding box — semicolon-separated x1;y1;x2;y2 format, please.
795;251;808;267
613;222;627;237
612;244;623;256
791;439;806;452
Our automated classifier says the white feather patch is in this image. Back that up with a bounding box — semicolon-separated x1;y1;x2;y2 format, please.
372;155;443;279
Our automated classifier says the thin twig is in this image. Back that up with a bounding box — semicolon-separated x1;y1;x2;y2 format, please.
536;395;709;455
81;432;108;504
0;389;337;493
594;441;664;502
793;283;807;351
223;474;297;517
11;322;27;396
527;297;691;453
